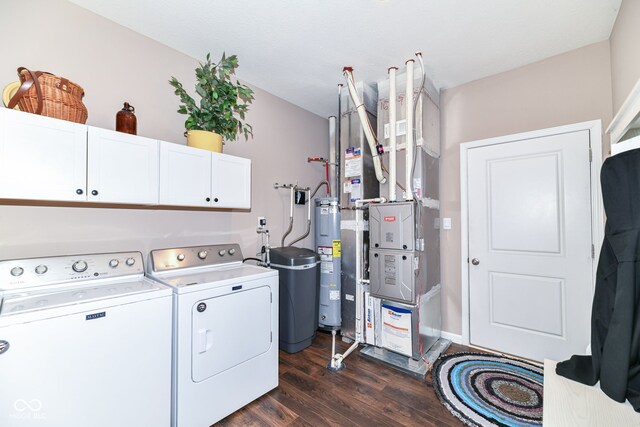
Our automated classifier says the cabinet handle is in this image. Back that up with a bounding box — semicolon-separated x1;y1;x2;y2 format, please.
214;198;219;202
76;189;84;195
206;197;211;202
91;190;99;196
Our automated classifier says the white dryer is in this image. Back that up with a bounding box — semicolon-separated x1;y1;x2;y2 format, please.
148;243;278;427
0;252;172;427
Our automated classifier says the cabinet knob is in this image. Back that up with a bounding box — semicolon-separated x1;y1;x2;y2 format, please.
214;198;219;203
91;190;99;196
76;189;84;195
206;197;211;202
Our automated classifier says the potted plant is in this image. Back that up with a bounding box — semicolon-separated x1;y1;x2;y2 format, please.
169;52;254;152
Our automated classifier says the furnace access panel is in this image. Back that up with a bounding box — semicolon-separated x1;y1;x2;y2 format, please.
369;202;415;251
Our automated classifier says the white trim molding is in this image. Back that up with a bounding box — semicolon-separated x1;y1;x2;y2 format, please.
459;120;605;347
441;331;464;345
607;76;640;145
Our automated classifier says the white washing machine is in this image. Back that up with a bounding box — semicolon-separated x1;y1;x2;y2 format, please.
0;251;172;427
148;243;278;427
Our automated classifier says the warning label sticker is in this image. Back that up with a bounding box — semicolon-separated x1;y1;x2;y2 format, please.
317;246;333;262
329;290;340;301
344;147;362;177
321;261;334;273
332;240;341;257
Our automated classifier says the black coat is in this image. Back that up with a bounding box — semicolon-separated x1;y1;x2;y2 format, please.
556;147;640;410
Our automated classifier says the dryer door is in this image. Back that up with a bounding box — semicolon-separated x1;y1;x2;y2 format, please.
191;285;272;382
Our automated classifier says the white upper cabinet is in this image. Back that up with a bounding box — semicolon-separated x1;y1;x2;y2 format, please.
87;127;159;204
0;108;87;202
0;109;251;209
211;152;251;209
159;141;212;207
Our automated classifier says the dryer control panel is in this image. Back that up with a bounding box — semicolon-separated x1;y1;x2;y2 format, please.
149;243;243;272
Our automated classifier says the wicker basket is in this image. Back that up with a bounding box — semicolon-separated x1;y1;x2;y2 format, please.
7;67;88;124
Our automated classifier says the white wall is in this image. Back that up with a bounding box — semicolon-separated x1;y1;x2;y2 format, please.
0;0;329;261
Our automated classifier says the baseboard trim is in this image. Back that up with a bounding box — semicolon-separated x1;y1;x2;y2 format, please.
441;331;463;345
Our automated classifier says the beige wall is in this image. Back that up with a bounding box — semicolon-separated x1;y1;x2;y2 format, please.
610;0;640;112
0;0;328;260
440;41;613;335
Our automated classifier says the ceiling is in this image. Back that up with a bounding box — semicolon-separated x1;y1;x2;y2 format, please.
70;0;621;118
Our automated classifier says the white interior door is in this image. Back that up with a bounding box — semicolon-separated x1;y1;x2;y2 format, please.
467;129;593;362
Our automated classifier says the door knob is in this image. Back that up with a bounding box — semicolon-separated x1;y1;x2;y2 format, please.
471;258;480;265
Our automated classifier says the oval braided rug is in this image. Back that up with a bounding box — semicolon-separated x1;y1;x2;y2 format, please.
432;352;544;427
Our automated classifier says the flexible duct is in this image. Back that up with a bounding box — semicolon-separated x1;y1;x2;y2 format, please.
281;186;295;247
343;67;386;184
288;180;328;246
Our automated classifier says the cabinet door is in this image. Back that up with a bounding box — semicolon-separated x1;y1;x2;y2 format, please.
87;127;159;204
0;108;87;201
159;141;212;207
211;153;251;208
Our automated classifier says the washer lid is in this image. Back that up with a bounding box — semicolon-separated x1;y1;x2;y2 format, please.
0;278;168;317
151;264;276;293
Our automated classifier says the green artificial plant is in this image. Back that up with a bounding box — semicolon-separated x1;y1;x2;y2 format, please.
169;52;254;141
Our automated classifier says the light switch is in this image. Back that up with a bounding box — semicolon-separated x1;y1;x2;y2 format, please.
442;218;452;230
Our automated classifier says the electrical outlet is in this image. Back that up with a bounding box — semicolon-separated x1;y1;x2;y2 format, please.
257;216;266;230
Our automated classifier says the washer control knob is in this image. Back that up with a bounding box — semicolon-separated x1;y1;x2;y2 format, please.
125;257;135;266
109;259;119;268
218;249;226;257
10;266;24;276
35;264;48;275
72;260;88;273
198;250;208;260
228;248;236;255
177;253;185;262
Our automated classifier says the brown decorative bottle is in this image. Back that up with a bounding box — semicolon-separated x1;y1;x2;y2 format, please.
116;102;137;135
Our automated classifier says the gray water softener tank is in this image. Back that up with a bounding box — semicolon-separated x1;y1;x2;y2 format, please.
314;197;341;330
269;247;320;353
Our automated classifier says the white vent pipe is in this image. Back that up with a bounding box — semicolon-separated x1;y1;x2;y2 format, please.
328;115;337;198
405;59;414;201
388;67;398;202
343;67;386;184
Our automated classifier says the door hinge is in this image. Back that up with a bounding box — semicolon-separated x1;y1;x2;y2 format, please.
589;148;593;163
591;244;595;259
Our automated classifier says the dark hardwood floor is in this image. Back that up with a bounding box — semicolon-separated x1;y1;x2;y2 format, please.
215;331;468;426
